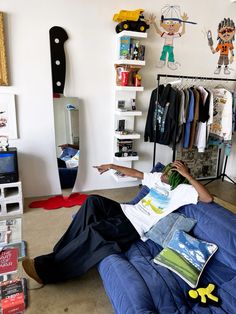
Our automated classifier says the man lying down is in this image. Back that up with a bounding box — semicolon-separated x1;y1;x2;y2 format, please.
22;160;213;284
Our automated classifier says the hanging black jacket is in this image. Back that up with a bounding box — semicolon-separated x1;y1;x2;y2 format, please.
144;84;179;145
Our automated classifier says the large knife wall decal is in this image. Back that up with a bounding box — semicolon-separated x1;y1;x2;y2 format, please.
49;26;69;96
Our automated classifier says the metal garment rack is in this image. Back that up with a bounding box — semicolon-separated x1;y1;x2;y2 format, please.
153;74;236;184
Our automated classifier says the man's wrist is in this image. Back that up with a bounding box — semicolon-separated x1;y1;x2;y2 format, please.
187;176;195;184
186;175;194;183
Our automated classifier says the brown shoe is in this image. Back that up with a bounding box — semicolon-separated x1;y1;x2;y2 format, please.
22;257;43;284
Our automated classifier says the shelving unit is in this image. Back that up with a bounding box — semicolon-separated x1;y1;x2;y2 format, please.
112;30;147;182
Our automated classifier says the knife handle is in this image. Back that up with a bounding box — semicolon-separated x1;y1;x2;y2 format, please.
49;26;69;95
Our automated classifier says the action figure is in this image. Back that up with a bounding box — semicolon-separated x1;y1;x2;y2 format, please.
188;283;220;306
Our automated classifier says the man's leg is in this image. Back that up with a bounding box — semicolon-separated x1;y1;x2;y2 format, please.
30;195;139;284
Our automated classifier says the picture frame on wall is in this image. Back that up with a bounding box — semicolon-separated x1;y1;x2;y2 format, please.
0;12;8;86
0;93;18;139
176;145;220;180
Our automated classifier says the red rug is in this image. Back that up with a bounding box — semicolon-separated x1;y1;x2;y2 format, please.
29;193;88;210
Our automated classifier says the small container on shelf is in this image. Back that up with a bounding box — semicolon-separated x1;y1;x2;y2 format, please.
134;74;141;87
115;64;142;87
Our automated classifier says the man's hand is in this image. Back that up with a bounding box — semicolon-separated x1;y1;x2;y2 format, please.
172;160;191;180
93;164;111;175
172;160;213;203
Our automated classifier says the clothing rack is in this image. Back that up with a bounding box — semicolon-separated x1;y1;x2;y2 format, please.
153;74;236;185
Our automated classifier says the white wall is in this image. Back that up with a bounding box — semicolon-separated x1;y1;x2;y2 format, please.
0;0;236;197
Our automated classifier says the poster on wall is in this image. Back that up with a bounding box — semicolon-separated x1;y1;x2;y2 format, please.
176;145;219;180
207;18;235;75
147;5;197;70
0;94;18;139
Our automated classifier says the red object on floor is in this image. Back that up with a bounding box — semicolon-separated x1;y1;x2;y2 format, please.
29;193;88;210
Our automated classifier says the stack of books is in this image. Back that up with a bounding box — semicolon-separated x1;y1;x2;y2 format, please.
0;217;28;312
0;278;28;314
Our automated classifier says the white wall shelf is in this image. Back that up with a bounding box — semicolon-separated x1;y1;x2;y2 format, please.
114;133;141;140
115;110;142;117
115;86;144;92
115;59;145;66
111;171;138;182
117;31;147;39
114;156;139;162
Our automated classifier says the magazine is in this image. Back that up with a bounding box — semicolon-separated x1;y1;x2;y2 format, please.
0;248;18;276
1;241;26;261
0;218;22;245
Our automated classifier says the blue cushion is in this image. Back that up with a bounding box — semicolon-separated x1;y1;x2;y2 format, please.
145;212;197;247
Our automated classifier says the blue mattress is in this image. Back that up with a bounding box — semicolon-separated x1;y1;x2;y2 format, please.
98;163;236;313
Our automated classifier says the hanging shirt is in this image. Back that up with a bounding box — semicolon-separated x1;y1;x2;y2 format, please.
176;90;185;143
183;89;195;149
144;84;179;145
210;88;232;141
206;90;214;141
189;88;200;149
120;172;198;241
233;92;236;132
195;86;210;152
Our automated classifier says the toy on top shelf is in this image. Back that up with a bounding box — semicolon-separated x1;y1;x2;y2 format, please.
113;9;149;33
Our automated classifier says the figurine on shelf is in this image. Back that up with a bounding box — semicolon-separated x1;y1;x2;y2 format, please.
115;65;141;86
135;74;142;87
132;42;140;60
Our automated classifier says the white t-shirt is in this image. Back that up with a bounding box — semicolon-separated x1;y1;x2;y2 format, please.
120;172;198;241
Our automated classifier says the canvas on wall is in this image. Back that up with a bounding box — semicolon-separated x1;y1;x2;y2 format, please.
0;94;18;139
176;145;219;180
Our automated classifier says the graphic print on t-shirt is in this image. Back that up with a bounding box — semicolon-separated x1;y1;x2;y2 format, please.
140;187;170;214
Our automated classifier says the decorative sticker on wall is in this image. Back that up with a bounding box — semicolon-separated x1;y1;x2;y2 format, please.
0;94;18;139
207;18;235;75
147;5;197;70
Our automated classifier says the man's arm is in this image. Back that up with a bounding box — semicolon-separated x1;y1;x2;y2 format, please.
94;164;144;179
172;161;213;203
